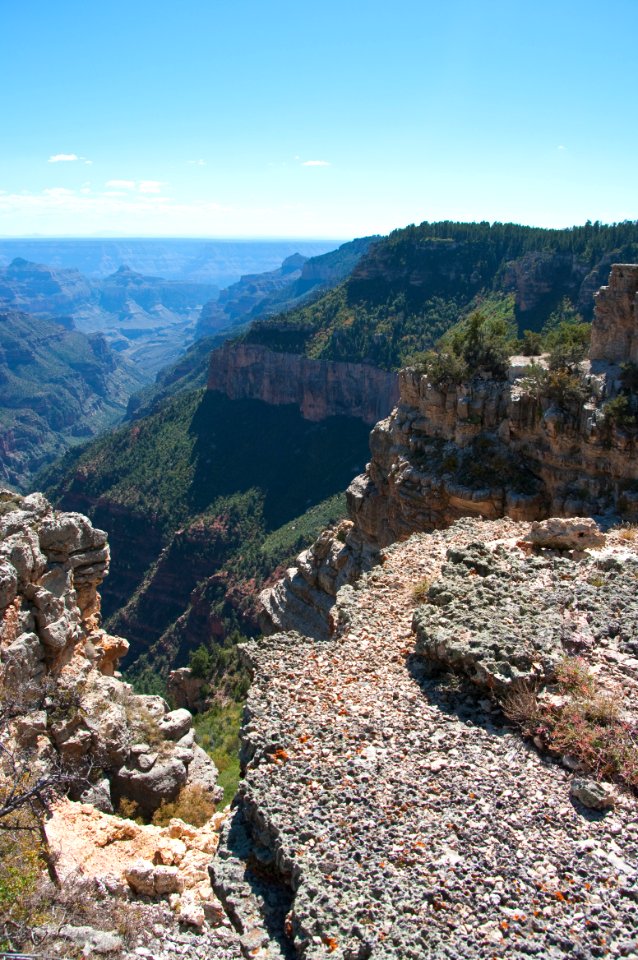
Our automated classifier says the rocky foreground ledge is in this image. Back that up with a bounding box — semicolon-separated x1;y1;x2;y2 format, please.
214;517;638;959
0;491;241;953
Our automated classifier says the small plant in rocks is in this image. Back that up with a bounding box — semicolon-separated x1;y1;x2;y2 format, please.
411;577;432;603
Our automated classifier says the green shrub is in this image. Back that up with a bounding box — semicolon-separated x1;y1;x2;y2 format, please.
602;395;638;433
520;329;543;356
544;368;588;407
193;700;244;807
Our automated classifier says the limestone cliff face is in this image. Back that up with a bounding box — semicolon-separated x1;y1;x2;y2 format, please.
590;263;638;363
0;491;220;817
207;341;399;425
260;264;638;637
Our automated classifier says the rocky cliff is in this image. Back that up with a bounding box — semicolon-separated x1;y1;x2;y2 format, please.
261;265;638;638
208;342;399;425
215;264;638;959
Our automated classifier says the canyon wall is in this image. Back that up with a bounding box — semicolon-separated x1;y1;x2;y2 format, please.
207;341;399;425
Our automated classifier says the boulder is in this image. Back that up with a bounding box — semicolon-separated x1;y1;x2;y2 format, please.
0;559;17;608
526;517;605;551
570;777;616;810
158;708;192;741
114;757;188;815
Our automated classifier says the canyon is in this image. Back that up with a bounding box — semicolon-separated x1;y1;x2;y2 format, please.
2;259;638;959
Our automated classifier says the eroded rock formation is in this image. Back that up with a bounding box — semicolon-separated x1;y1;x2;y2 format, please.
590;263;638;364
0;491;221;818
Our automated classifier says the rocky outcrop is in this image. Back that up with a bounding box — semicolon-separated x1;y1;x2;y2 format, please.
208;342;399;425
590;263;638;364
0;491;221;817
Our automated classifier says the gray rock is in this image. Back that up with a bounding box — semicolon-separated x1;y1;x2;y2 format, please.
158;708;192;741
185;743;223;805
59;924;123;954
2;632;46;687
80;778;114;814
0;559;17;608
153;865;182;895
125;860;156;897
38;512;107;560
527;517;606;551
114;757;188;814
570;777;616;810
413;542;562;690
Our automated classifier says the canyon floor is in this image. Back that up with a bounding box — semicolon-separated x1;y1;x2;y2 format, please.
215;518;638;960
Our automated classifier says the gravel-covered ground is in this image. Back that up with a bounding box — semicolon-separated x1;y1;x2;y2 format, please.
215;517;638;959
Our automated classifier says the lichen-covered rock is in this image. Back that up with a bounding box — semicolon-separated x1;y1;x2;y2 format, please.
412;541;564;689
570;777;616;810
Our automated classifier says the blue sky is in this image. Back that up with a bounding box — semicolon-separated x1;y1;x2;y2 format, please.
1;0;636;238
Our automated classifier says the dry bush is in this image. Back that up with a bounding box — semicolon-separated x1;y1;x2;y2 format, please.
411;578;432;604
126;703;163;748
151;784;215;828
116;796;143;822
500;658;638;790
500;682;542;734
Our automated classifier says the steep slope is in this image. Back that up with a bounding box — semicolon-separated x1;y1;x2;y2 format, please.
195;237;377;340
243;220;638;368
0;310;145;490
40;366;379;662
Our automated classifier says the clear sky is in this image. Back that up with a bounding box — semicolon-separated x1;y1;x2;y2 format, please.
1;0;636;239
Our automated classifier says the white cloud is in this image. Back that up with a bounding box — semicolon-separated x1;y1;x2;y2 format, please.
105;179;136;190
302;159;330;167
48;153;80;163
138;180;164;193
43;187;75;198
558;145;567;151
187;159;206;166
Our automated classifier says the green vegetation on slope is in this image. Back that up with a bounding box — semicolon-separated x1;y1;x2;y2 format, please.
0;310;144;490
242;220;638;370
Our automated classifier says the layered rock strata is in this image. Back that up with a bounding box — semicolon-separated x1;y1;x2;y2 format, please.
0;491;221;818
208;342;399;425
